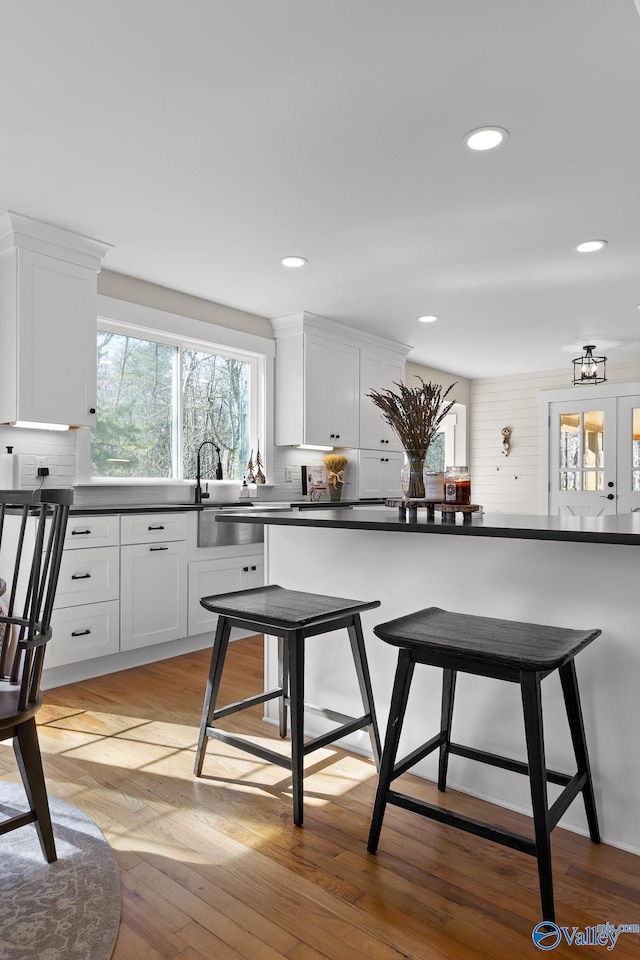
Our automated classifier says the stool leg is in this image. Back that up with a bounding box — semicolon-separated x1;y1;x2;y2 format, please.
347;614;382;769
288;629;305;826
368;649;415;854
278;635;289;738
521;671;555;922
194;616;231;777
559;659;600;844
437;669;457;792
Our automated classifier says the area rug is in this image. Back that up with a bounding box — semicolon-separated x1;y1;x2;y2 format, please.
0;783;121;960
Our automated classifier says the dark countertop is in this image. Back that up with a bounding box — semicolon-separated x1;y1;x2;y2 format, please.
215;506;640;546
68;498;383;516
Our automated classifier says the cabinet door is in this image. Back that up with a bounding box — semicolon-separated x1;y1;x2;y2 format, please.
304;334;359;446
358;450;403;499
360;350;404;450
188;555;264;636
17;249;97;427
331;341;360;446
120;541;187;650
304;333;334;444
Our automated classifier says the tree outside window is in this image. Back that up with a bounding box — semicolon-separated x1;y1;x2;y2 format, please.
92;330;252;480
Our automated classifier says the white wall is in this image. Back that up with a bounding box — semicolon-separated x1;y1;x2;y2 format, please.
470;357;640;514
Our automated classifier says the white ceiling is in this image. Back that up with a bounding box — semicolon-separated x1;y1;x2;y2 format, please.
3;0;640;378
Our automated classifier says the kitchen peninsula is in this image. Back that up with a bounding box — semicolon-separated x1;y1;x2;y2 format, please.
216;507;640;855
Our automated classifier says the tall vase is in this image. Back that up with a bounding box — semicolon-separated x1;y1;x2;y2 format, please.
400;451;426;499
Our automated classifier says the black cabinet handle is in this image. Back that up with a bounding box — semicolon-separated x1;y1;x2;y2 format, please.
71;529;92;536
243;566;249;572
330;433;335;438
335;434;340;439
251;565;257;571
150;545;169;551
89;407;96;414
71;573;91;580
148;524;165;531
71;628;91;637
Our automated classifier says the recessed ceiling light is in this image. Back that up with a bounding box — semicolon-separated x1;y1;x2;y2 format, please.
464;127;509;151
417;315;438;323
281;256;308;268
576;240;607;253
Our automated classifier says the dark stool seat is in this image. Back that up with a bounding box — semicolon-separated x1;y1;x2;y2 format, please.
195;584;381;825
367;606;601;922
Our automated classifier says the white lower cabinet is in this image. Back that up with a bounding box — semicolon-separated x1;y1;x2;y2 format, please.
358;450;404;499
188;554;264;637
120;540;188;650
47;600;120;669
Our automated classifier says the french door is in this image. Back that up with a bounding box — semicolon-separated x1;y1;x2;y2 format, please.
548;393;640;515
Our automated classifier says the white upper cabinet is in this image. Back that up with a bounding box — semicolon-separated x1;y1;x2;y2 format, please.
359;347;405;451
303;332;360;447
272;312;410;449
0;211;112;428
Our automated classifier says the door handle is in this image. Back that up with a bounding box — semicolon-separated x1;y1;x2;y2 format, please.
600;494;614;500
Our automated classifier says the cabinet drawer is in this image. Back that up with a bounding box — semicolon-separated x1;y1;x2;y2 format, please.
48;600;120;668
120;513;188;544
188;554;264;636
54;545;120;607
64;514;120;549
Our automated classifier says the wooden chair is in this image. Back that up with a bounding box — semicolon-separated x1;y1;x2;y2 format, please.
0;489;71;862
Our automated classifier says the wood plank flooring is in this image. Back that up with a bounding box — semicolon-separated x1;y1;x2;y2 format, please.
2;636;639;959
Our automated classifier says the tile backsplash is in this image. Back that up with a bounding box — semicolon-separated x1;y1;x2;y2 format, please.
0;426;77;490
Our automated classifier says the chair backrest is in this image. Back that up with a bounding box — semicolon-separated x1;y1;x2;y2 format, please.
0;489;71;711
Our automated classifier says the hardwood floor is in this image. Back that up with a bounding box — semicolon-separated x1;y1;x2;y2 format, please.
2;636;639;959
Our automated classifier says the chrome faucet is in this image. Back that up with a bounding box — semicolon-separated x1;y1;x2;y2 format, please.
195;440;223;503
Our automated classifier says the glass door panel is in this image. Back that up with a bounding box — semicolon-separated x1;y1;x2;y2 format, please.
549;399;616;515
615;397;640;512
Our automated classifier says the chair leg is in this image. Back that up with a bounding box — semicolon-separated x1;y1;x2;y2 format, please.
438;668;457;792
194;616;231;776
367;649;415;854
347;614;382;770
521;671;555;922
14;717;57;863
278;635;289;738
288;629;305;826
559;659;600;843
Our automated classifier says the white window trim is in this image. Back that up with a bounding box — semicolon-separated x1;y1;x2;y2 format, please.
76;296;275;487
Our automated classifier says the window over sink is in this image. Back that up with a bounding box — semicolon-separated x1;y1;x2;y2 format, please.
91;321;260;481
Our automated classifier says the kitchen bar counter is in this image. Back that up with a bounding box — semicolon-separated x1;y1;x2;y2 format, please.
216;505;640;546
218;506;640;855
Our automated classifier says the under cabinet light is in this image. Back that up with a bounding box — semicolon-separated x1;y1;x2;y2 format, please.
12;421;70;431
296;444;334;451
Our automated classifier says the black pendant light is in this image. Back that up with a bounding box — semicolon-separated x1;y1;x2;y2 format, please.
572;345;607;385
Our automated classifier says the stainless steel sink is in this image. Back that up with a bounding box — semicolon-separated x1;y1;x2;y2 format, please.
197;503;291;547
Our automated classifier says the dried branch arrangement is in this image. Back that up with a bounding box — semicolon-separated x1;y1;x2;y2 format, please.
323;453;348;488
367;379;457;460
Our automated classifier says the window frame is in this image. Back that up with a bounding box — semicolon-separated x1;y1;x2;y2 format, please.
76;297;274;488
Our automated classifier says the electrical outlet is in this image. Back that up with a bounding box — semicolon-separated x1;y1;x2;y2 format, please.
285;466;294;482
36;456;47;469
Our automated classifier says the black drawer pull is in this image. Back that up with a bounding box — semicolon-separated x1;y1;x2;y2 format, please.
71;529;92;536
71;573;91;580
148;524;166;531
150;545;169;551
251;565;257;571
71;628;91;637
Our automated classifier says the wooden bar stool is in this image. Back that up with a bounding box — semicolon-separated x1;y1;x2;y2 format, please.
194;584;381;826
367;606;601;922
